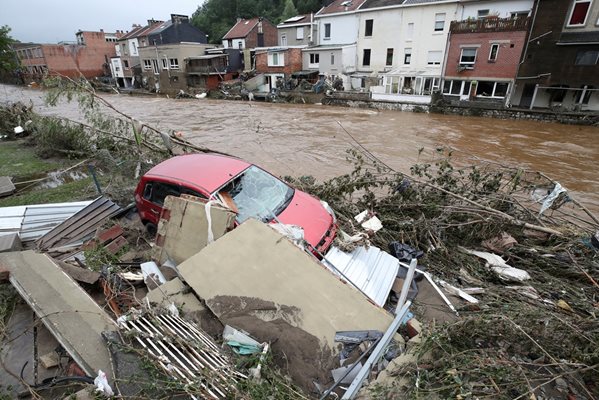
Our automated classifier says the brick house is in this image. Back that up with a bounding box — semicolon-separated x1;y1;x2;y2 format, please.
254;46;305;91
511;0;599;111
15;30;121;80
222;18;278;49
442;16;531;105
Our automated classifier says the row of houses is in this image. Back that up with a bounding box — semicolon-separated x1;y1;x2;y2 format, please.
260;0;598;111
12;0;599;112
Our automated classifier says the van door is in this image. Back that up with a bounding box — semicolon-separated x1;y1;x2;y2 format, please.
139;181;182;225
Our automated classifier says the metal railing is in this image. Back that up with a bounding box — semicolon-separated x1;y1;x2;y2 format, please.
450;17;530;34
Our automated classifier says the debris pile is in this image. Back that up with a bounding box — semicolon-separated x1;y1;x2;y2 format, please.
0;89;597;399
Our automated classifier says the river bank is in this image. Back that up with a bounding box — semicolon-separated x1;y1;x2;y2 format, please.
0;83;598;399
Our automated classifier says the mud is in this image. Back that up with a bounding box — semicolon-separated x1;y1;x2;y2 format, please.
207;295;336;394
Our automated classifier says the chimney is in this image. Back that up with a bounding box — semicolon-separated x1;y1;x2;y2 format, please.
171;14;189;24
237;17;242;23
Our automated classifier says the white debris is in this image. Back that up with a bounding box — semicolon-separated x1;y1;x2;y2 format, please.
462;248;531;282
94;370;114;396
354;210;383;232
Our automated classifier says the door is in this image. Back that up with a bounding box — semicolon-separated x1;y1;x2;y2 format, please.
519;83;535;108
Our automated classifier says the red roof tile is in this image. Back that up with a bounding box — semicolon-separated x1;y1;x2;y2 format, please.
222;18;260;40
278;14;311;26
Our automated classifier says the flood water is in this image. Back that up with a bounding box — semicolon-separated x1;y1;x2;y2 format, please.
2;84;598;212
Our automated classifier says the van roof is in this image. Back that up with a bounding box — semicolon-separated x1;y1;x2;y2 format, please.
144;153;251;193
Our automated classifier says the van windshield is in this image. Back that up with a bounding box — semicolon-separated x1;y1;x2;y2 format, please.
218;166;295;223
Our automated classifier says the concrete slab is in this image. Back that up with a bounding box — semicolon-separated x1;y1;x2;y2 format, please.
0;176;15;197
153;195;236;265
0;232;21;252
144;277;206;315
0;251;118;378
177;219;393;390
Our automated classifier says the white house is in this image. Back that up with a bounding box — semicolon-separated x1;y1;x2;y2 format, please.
360;0;460;103
456;0;533;19
302;0;367;89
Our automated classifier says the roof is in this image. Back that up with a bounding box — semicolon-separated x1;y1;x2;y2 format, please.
402;0;454;4
120;21;164;41
361;0;404;9
222;18;260;40
277;14;311;27
317;0;368;15
187;54;227;60
144;153;251;194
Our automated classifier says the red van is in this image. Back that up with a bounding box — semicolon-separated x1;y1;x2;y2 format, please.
134;153;337;255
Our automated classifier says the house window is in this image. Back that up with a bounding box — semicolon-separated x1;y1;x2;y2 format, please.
510;11;529;19
476;81;509;97
143;59;152;70
296;27;304;40
228;39;233;47
404;48;412;64
407;23;414;40
162;59;168;69
331;53;335;65
434;13;445;31
443;80;471;96
152;59;159;74
281;33;287;46
477;9;490;19
268;52;284;67
123;60;129;69
575;50;599;65
169;58;179;69
365;19;373;37
568;0;591;26
386;48;394;66
427;50;442;65
324;23;331;39
489;44;499;61
460;48;477;67
362;49;371;66
309;53;319;67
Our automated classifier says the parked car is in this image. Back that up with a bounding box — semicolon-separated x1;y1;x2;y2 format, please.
134;153;338;255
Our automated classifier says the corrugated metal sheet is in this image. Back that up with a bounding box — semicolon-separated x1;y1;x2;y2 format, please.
0;201;92;242
322;246;399;307
36;197;121;251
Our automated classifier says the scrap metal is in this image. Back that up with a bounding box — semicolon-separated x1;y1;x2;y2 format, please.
119;312;246;399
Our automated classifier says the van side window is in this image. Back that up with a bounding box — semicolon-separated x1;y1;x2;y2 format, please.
142;183;153;200
148;182;181;206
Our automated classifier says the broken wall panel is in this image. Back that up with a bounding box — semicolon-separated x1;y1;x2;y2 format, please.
177;219;393;390
153;195;236;265
0;250;117;378
0;177;16;197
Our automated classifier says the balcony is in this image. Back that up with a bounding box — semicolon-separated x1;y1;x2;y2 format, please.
450;17;530;34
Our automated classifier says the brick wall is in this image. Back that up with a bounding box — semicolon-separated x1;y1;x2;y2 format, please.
255;48;303;76
445;30;527;80
245;20;278;49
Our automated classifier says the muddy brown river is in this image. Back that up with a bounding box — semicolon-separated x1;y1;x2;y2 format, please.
2;84;598;212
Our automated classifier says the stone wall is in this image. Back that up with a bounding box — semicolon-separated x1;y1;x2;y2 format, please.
323;95;599;125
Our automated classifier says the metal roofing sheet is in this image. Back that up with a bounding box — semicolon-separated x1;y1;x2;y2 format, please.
322;245;399;307
0;201;92;242
36;197;121;250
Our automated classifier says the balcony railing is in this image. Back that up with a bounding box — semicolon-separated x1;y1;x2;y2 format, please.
450;17;530;34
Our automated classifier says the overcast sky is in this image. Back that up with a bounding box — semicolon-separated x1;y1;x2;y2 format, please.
1;0;205;43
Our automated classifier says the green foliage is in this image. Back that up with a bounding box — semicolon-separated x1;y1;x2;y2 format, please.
0;25;18;74
28;116;93;159
281;0;299;21
191;0;325;43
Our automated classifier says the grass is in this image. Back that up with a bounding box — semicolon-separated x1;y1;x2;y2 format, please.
0;140;109;207
0;140;63;178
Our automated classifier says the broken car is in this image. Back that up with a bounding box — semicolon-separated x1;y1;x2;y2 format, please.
134;153;338;254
